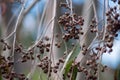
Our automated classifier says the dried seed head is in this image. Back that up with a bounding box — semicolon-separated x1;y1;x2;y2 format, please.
67;72;71;78
7;45;11;50
54;65;59;69
3;45;6;51
59;58;64;63
56;62;60;66
108;48;113;53
0;39;4;43
44;36;49;41
46;47;50;52
53;69;57;73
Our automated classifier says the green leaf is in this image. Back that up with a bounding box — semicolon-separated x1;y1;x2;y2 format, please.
114;69;120;80
62;44;80;80
63;60;79;80
71;66;78;80
69;44;81;60
63;60;73;80
31;70;48;80
0;69;2;80
0;75;2;80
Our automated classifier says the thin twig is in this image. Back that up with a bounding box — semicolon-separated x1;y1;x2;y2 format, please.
47;27;54;80
92;0;98;36
36;0;48;41
4;6;21;40
69;0;74;21
65;0;69;5
18;0;40;26
12;0;27;57
27;17;55;51
24;0;39;15
4;0;39;41
102;0;109;40
26;0;57;79
58;23;68;56
26;17;55;80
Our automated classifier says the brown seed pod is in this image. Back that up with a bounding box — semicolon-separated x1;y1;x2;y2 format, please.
67;72;71;78
81;51;86;55
53;69;57;73
3;45;6;51
57;42;61;48
8;61;14;67
106;42;113;48
0;39;4;43
46;47;50;52
54;65;59;69
31;56;34;60
37;54;40;59
46;43;50;47
101;68;105;72
108;48;113;53
40;49;44;54
86;60;90;65
59;58;64;63
44;36;49;41
56;62;60;66
7;45;11;50
92;18;96;23
80;32;84;35
78;66;84;72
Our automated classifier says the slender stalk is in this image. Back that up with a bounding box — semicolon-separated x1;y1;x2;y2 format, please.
12;0;27;57
65;0;69;5
27;17;55;51
3;0;39;41
69;0;74;21
26;0;57;80
24;0;39;15
92;0;98;36
36;0;48;41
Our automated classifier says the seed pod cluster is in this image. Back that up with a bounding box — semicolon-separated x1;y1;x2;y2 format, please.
37;56;52;75
0;55;27;80
58;10;84;41
0;36;52;79
62;58;99;80
103;6;120;53
37;56;65;76
82;54;99;80
89;18;98;33
106;6;120;37
81;44;88;55
0;39;11;51
79;54;103;80
36;40;51;54
15;44;35;62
